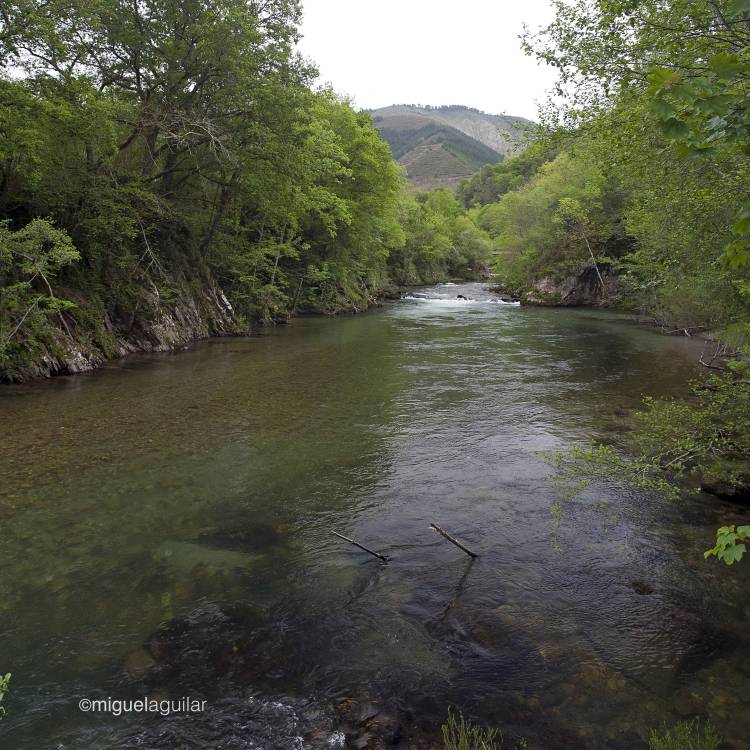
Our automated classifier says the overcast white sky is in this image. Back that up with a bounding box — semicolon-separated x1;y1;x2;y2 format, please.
297;0;558;121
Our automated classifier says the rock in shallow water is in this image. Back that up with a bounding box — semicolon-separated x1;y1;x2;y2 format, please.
124;647;157;677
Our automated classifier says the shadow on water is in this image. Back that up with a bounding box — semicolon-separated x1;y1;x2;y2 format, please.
1;283;750;749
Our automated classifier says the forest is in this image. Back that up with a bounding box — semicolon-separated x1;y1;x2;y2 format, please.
0;0;490;382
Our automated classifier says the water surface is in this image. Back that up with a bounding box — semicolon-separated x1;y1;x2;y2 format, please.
1;283;749;749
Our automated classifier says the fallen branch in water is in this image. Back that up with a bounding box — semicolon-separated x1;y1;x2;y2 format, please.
332;531;389;562
699;341;735;371
645;317;707;337
430;524;478;558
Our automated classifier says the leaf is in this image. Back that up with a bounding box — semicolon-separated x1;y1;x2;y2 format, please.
651;97;676;120
660;117;691;140
708;53;746;80
724;241;750;269
725;544;746;564
727;0;750;18
647;68;682;92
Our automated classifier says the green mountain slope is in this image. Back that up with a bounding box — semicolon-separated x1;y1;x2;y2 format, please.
370;105;532;190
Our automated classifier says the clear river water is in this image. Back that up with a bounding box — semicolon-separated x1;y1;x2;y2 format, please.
1;282;749;749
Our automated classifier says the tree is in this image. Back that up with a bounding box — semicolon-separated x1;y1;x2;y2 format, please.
0;219;78;379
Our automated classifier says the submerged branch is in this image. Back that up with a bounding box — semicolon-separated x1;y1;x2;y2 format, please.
331;531;389;563
430;524;479;558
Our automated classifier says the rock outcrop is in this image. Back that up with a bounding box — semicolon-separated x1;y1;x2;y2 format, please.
522;264;619;307
16;280;239;381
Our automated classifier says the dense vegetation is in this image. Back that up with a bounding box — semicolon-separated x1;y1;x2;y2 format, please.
391;189;493;285
457;0;750;559
0;0;491;381
450;1;750;335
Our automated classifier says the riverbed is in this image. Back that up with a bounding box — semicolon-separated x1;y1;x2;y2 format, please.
1;282;749;749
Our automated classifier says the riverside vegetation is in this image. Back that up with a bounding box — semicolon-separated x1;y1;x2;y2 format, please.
451;0;750;566
0;0;495;382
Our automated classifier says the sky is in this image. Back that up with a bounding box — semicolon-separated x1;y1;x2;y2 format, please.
297;0;559;121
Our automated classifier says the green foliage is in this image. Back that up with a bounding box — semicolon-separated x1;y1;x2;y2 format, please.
0;218;79;379
648;718;721;750
389;189;493;285
442;709;503;750
633;361;750;493
549;358;750;563
518;0;750;326
705;525;750;566
474;148;624;292
2;0;469;376
0;672;10;720
457;142;554;208
647;43;750;268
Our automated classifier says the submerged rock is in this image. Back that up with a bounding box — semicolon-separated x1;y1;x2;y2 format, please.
628;580;655;596
124;647;157;677
196;522;287;554
701;477;750;504
153;539;264;577
136;602;294;694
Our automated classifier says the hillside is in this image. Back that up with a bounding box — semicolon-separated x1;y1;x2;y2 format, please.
370;105;532;190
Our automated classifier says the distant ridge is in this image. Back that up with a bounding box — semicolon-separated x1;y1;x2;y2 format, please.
370;104;533;190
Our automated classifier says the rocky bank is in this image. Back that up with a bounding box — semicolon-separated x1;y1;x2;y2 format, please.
13;279;239;382
522;263;619;307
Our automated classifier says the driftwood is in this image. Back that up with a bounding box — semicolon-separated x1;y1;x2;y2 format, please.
646;316;707;337
332;531;389;563
430;524;478;558
699;341;735;371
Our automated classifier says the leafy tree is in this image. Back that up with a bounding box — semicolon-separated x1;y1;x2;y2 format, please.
475;148;623;293
3;0;484;377
457;142;555;208
0;219;78;379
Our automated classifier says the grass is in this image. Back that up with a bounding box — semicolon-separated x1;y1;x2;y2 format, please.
442;709;502;750
441;709;531;750
649;719;722;750
0;672;10;719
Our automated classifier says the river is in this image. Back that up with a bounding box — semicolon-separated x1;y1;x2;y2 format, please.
1;282;749;749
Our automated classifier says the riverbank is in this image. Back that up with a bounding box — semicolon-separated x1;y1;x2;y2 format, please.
2;275;490;383
8;281;240;383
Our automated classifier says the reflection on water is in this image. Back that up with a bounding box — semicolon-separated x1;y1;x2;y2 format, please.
1;283;749;749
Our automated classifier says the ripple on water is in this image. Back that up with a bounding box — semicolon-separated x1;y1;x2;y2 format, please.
1;283;748;749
